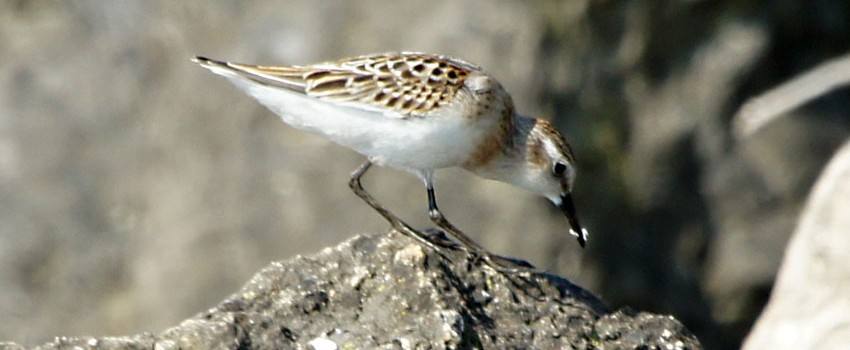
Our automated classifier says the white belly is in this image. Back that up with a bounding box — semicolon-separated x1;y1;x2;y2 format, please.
227;77;489;172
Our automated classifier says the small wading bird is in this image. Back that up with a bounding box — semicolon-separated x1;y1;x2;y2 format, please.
193;52;588;272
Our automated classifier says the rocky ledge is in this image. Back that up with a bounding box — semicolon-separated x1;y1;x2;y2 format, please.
1;231;701;349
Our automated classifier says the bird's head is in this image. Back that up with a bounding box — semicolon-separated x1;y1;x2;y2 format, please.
475;118;588;247
522;119;588;247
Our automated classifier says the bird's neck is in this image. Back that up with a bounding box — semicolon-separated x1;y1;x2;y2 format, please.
461;115;534;182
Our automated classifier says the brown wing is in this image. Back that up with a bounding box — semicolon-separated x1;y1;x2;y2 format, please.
195;53;478;117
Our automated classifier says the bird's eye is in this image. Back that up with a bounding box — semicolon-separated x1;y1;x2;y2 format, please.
553;162;568;176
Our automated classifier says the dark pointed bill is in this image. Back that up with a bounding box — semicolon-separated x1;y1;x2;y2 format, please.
559;193;588;248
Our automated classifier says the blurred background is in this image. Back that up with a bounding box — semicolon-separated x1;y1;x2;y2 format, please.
1;1;848;349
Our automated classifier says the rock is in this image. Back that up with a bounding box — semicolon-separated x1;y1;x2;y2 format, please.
743;140;850;349
4;3;850;348
3;232;702;349
0;343;25;350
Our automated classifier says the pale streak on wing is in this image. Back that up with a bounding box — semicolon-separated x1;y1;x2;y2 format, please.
193;56;309;93
196;53;477;118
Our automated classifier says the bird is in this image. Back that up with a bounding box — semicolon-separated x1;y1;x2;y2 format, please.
192;52;588;272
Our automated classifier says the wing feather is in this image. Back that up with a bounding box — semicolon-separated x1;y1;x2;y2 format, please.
194;53;479;118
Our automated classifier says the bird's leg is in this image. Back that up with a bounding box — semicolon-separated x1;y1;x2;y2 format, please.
348;161;452;258
426;184;526;274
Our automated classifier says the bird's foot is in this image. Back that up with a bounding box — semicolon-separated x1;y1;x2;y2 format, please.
422;228;465;250
467;249;535;275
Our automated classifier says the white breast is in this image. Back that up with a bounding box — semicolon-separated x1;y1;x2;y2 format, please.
222;75;491;173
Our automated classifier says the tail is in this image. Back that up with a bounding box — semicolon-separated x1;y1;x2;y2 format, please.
191;56;307;93
191;55;224;67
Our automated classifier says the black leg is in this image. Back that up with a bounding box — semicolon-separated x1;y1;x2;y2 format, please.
348;161;451;258
426;184;526;273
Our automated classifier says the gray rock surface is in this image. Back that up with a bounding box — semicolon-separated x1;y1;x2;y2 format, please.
2;2;849;349
742;140;850;349
2;232;701;350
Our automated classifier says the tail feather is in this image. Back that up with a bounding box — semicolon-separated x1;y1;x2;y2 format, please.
192;56;307;93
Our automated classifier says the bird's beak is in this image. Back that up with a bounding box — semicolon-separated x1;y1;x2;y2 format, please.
559;193;588;248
